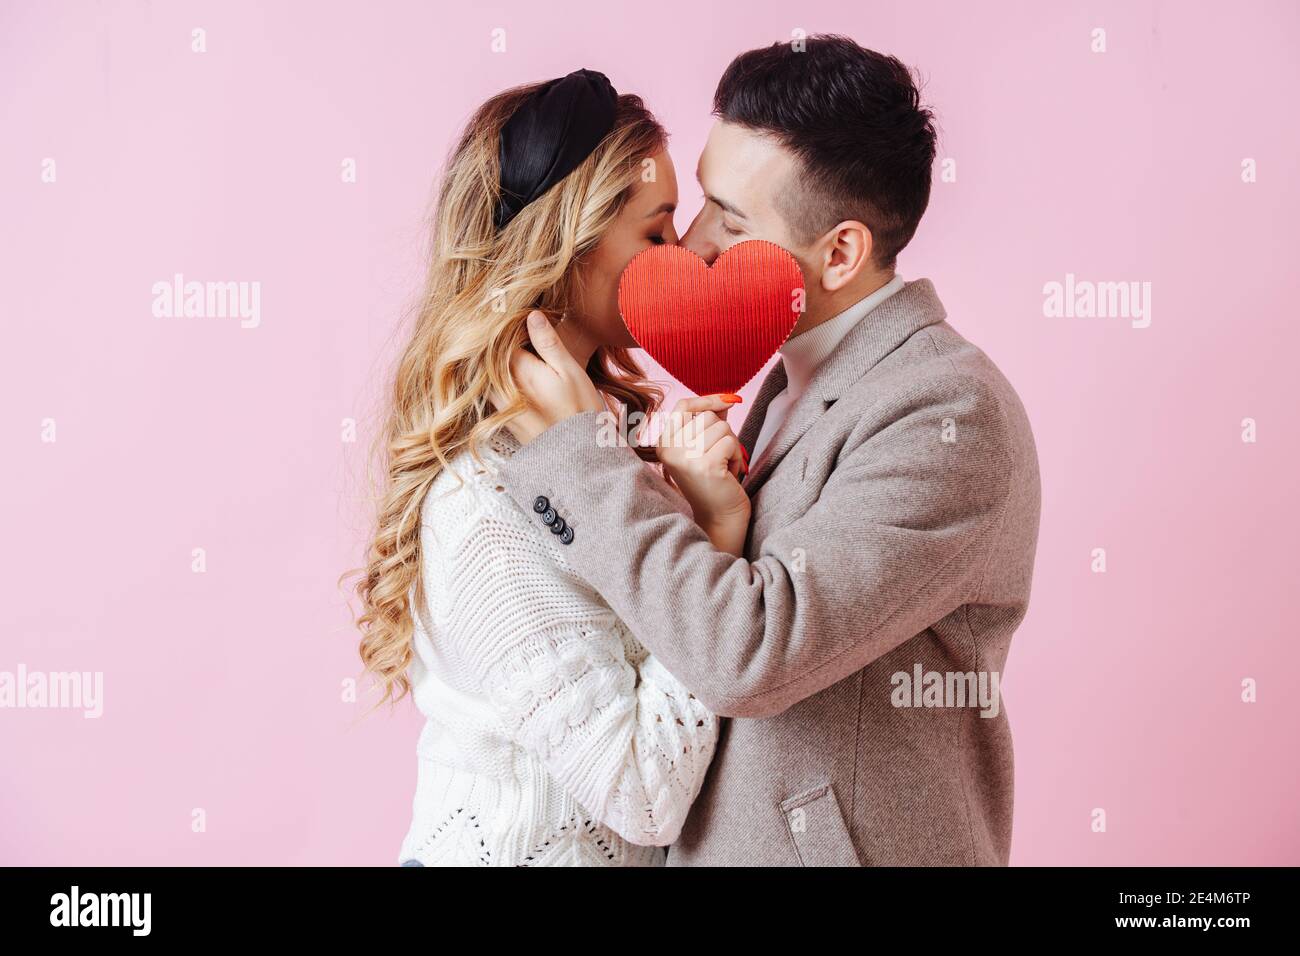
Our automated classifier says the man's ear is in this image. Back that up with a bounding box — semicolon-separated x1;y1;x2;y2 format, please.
816;220;874;292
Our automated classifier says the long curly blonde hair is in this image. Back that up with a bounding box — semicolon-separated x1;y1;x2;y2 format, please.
347;83;667;711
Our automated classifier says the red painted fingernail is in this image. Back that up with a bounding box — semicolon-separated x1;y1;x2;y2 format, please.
718;393;743;403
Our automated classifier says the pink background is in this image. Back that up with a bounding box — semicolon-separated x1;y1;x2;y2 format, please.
3;0;1297;866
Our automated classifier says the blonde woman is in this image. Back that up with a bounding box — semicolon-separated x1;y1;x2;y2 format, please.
351;70;749;866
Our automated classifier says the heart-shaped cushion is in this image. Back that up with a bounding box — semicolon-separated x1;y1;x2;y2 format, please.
617;240;804;396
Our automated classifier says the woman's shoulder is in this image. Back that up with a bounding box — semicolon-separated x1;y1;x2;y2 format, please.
421;433;538;544
418;433;604;617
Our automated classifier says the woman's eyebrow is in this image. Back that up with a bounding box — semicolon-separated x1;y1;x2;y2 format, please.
644;202;676;218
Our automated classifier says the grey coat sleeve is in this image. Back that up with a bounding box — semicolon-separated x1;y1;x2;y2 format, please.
495;377;1013;718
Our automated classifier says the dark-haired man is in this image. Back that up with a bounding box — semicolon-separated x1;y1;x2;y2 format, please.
500;36;1042;866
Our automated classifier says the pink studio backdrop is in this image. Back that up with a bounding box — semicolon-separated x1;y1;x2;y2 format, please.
3;0;1297;866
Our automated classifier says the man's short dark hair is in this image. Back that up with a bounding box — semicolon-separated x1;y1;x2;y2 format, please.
713;35;937;270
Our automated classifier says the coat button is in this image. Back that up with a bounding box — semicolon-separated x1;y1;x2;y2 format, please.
533;495;550;514
541;507;557;525
549;516;567;535
559;526;574;545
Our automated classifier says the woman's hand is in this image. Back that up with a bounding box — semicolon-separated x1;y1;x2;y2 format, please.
656;395;752;556
500;310;605;444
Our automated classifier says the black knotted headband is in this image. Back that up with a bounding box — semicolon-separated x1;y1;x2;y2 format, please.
494;69;618;230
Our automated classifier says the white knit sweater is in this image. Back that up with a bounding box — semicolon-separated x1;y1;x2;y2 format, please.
396;430;719;866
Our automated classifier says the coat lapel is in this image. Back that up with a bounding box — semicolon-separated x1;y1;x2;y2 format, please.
739;278;949;497
741;385;827;493
737;359;789;457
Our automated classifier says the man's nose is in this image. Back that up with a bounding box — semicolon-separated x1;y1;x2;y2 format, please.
680;220;719;265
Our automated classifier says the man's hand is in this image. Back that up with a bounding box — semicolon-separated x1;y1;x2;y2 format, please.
501;311;605;444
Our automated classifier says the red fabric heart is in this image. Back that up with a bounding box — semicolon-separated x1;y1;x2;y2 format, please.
618;240;804;396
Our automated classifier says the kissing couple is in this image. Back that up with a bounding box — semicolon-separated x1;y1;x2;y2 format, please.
353;34;1042;867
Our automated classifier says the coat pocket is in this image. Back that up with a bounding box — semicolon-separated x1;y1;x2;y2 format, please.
780;783;862;867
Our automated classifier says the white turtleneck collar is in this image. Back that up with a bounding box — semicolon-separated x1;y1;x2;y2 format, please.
779;273;907;392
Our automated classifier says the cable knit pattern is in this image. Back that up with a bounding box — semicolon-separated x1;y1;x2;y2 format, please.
397;431;719;867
